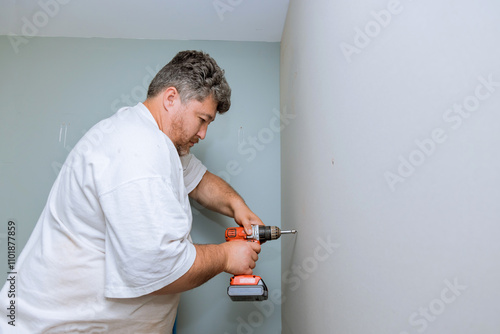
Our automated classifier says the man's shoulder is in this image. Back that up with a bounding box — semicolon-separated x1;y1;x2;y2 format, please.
92;105;168;154
70;104;177;174
108;105;157;138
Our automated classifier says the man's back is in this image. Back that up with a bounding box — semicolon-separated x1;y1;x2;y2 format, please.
0;103;198;333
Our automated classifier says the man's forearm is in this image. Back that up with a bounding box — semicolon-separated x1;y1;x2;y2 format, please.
152;244;226;295
152;241;260;295
190;171;264;233
189;171;245;217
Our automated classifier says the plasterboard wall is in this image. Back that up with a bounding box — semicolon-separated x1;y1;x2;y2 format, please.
280;0;500;333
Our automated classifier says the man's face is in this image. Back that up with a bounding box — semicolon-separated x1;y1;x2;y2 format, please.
168;95;217;156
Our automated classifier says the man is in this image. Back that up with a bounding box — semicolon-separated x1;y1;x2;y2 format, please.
0;50;262;333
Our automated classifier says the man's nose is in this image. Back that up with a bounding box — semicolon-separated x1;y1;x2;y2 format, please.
197;124;208;140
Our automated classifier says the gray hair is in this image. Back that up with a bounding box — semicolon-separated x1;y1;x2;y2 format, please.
147;50;231;114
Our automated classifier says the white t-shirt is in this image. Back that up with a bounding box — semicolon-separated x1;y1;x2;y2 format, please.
0;103;207;333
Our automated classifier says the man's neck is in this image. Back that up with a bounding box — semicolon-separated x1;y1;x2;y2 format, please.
143;98;164;132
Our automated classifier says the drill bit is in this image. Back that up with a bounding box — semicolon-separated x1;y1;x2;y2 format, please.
280;229;297;234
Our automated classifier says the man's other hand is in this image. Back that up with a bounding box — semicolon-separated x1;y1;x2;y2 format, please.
233;203;265;235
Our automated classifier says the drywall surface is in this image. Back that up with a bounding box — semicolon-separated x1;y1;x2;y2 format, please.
280;0;500;333
0;36;280;334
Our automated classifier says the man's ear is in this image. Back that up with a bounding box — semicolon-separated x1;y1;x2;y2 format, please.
162;87;179;111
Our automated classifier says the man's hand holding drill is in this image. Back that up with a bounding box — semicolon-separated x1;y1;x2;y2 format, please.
221;240;261;275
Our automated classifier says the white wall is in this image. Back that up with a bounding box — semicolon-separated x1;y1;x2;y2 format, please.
280;0;500;333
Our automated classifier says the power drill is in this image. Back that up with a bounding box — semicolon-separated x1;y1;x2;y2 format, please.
225;225;297;302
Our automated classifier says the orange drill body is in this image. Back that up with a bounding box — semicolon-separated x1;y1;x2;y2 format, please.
225;225;297;302
225;227;259;243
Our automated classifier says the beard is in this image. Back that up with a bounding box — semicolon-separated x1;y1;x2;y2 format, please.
169;113;192;156
176;143;190;156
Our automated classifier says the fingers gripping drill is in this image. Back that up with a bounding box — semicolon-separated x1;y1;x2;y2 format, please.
225;225;297;302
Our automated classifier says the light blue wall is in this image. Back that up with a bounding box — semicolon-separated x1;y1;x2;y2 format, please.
0;36;280;334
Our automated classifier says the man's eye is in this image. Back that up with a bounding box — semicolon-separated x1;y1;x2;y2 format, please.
199;118;207;123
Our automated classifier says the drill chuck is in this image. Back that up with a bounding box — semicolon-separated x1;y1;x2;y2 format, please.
251;225;297;243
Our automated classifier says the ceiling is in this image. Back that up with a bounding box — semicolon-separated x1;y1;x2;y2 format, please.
0;0;289;42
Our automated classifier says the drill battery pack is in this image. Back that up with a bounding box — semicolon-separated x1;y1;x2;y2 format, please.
227;275;268;302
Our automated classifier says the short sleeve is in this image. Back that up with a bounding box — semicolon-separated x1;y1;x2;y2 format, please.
99;176;196;298
180;154;207;193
